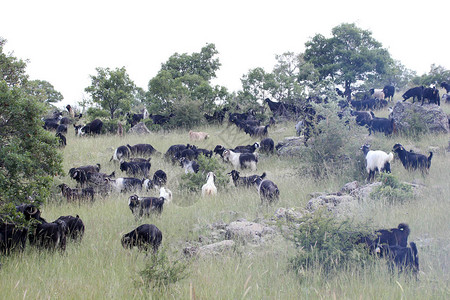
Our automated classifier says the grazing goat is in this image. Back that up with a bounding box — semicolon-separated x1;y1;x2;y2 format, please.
422;87;440;106
227;170;266;188
360;144;393;181
260;138;274;154
127;144;159;157
369;88;385;100
121;224;162;253
152;170;167;187
58;183;95;202
392;144;432;174
56;132;66;147
253;177;279;204
377;242;419;275
383;85;395;101
440;82;450;93
29;219;67;251
223;149;258;171
402;87;423;103
128;194;165;217
108;177;143;192
68;164;101;186
350;110;374;127
369;117;395;136
119;160;151;177
189;130;209;141
179;157;199;174
360;223;410;250
201;172;217;196
111;145;130;162
55;215;85;241
75;119;103;136
232;142;260;153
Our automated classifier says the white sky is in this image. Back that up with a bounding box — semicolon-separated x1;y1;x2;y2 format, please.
2;0;449;108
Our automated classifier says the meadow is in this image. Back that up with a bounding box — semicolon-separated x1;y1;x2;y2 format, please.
1;103;449;299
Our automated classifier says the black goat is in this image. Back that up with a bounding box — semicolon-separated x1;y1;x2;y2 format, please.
121;224;162;253
422;87;440;106
260;138;275;154
369;117;395;136
360;223;410;250
232;142;260;153
253;177;279;204
402;87;423;103
111;145;131;162
227;170;266;188
393;144;432;173
55;215;85;241
120;160;151;177
378;242;419;275
127;144;159;157
58;183;95;202
29;219;67;251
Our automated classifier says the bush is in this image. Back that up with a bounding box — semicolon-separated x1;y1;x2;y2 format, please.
370;173;414;204
288;210;373;274
179;154;228;192
137;248;188;290
300;103;365;180
403;112;429;139
166;98;205;129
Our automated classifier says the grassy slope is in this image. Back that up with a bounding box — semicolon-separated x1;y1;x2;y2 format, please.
1;102;449;299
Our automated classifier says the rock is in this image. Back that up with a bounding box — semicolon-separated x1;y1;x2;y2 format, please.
273;207;304;222
340;181;359;194
128;122;151;134
276;136;305;157
306;194;357;216
390;101;449;133
225;219;276;244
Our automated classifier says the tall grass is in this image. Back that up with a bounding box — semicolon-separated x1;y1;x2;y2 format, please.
1;110;449;299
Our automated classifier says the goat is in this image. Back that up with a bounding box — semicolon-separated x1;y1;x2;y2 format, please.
360;144;394;181
58;183;95;202
202;172;217;196
55;215;85;241
128;194;165;217
110;145;130;162
75;119;103;136
227;170;266;188
179;157;199;174
402;87;423;103
369;117;395;136
369;88;385;100
359;223;410;250
377;242;419;276
440;82;450;93
119;160;151;177
29;219;67;251
392;144;432;174
127;144;159;157
259;138;274;154
253;177;279;204
159;187;173;204
223;149;258;171
422;87;440;106
189;130;209;141
55;132;66;147
121;224;162;253
383;85;395;101
232;142;260;153
152;170;167;187
108;177;143;192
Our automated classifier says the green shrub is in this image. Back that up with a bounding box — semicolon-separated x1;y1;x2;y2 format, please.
166;98;205;129
402;111;429;138
137;248;189;290
370;173;414;204
288;211;373;274
179;154;228;192
86;107;110;121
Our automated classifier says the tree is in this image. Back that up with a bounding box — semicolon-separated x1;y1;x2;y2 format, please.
85;67;136;119
0;81;63;206
239;67;276;109
413;64;450;87
23;79;63;104
0;37;28;87
146;43;228;115
304;23;394;100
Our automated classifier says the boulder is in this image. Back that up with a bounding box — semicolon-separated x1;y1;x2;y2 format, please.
306;194;357;216
128;122;151;134
389;101;449;133
225;219;276;244
184;240;235;257
276;136;305;157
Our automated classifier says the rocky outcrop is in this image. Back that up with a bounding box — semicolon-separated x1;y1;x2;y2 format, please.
128;122;151;134
276;136;305;157
389;101;449;133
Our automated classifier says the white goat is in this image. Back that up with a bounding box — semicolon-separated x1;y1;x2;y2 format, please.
201;172;217;196
360;144;394;181
159;187;172;204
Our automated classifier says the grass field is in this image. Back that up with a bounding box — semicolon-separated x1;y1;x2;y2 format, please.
1;103;449;299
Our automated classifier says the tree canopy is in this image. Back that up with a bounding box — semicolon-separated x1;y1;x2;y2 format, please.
85;67;136;119
304;23;394;99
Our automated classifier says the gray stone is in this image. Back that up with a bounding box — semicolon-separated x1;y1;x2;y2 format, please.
225;220;276;243
128;122;151;134
389;101;449;133
276;136;305;157
183;240;236;257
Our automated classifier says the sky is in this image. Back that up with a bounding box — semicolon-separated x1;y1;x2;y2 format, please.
2;0;449;109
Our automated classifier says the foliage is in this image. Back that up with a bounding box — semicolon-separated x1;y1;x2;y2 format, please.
412;64;450;86
0;81;63;208
146;43;229;115
370;173;414;204
300;103;365;180
86;106;110;121
22;79;63;104
137;248;189;290
304;23;394;99
403;111;429;138
166;97;206;129
0;37;28;87
288;210;373;274
85;66;136;119
180;154;228;192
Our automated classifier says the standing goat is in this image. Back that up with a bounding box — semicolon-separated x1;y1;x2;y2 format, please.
202;172;217;197
360;144;393;181
392;144;432;174
223;149;258;171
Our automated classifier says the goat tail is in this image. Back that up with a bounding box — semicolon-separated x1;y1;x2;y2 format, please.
428;152;433;166
398;223;410;236
260;172;267;179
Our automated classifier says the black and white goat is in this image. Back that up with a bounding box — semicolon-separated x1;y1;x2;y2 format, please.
128;194;165;217
57;183;95;202
392;143;432;174
360;144;394;181
108;177;143;193
232;142;260;153
223;149;258;171
110;145;131;162
179;157;199;174
227;170;266;188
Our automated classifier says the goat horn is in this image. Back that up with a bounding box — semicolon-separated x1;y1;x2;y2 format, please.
28;206;38;215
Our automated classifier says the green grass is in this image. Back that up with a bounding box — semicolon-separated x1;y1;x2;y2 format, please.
1;109;449;299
